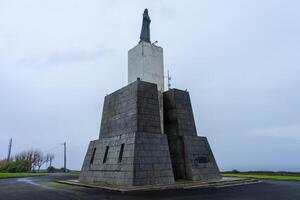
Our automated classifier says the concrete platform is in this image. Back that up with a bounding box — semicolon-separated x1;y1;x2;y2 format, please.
58;177;261;193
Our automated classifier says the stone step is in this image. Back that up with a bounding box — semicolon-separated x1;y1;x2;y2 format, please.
59;177;261;193
181;179;260;189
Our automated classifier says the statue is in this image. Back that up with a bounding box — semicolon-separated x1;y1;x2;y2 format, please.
140;9;151;43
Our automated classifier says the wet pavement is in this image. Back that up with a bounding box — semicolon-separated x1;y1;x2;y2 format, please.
0;173;299;200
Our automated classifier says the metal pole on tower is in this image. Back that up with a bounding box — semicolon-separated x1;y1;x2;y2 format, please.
167;70;172;90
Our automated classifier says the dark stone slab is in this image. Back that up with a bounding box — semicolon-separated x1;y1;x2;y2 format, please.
163;89;221;181
99;80;162;139
163;89;197;137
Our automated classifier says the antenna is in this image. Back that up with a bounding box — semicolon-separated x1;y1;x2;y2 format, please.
152;40;158;45
7;138;12;163
167;70;172;90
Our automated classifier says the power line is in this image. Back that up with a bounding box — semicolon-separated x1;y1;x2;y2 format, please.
43;144;62;154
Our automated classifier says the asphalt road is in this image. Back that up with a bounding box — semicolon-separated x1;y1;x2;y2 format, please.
0;173;300;200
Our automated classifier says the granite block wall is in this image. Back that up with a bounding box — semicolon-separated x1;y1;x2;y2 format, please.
79;133;136;185
166;135;187;179
163;89;221;181
163;89;197;137
133;132;174;185
99;80;161;140
80;80;175;186
183;136;221;181
99;81;138;139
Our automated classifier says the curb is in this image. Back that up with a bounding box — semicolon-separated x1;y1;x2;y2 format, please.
57;178;261;193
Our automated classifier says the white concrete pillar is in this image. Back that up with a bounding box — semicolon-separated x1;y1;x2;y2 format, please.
128;41;164;133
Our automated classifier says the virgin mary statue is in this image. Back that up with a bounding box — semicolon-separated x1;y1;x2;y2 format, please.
140;9;151;43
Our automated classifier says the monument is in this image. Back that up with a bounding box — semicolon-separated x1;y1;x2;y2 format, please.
79;9;221;187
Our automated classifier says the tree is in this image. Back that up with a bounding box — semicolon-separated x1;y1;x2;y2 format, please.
14;149;45;172
14;150;35;172
12;149;54;172
34;151;45;172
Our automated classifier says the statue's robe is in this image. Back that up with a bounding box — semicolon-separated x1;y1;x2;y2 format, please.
140;12;151;43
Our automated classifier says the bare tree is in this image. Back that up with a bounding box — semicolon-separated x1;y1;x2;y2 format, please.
15;149;45;172
14;149;55;172
34;152;45;172
33;150;44;172
15;149;36;172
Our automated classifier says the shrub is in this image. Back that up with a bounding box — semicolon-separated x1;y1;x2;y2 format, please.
47;166;56;173
232;169;240;173
0;161;10;172
7;160;31;173
60;167;69;172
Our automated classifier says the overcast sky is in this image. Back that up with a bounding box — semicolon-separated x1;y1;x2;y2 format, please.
0;0;299;171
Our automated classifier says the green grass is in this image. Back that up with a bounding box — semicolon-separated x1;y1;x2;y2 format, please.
68;170;80;174
47;182;82;189
222;173;300;181
0;173;48;179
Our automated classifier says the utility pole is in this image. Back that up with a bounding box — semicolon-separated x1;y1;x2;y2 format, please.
7;138;12;163
63;142;66;172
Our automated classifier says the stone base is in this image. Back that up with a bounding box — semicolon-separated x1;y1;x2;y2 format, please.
60;177;260;193
79;132;175;186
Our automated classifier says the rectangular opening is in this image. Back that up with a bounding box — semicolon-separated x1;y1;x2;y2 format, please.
118;144;125;163
90;148;97;164
195;156;209;163
103;146;109;163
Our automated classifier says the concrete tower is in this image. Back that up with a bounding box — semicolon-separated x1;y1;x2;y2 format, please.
128;42;164;92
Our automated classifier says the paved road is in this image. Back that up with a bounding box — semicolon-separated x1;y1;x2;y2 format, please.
0;174;300;200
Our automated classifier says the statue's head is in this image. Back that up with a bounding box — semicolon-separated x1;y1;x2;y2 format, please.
144;8;148;15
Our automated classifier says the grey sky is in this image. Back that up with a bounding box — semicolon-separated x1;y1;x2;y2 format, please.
0;0;299;171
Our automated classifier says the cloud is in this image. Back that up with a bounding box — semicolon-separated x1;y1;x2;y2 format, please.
248;125;300;142
15;48;117;69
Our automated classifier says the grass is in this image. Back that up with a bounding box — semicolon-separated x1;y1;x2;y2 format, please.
222;173;300;181
68;170;80;174
47;182;82;189
0;173;48;179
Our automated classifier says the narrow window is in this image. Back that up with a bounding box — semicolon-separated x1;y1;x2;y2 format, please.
118;144;125;163
90;148;96;164
103;146;109;163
